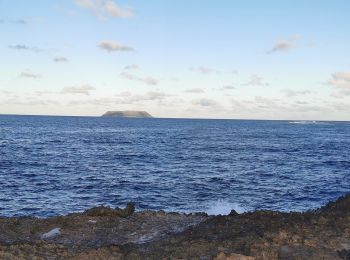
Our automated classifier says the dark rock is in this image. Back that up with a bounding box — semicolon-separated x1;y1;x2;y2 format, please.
338;249;350;259
121;202;135;217
229;209;239;216
84;206;116;217
0;194;349;259
84;202;135;218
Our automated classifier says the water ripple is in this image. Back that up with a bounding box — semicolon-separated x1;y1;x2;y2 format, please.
0;115;349;217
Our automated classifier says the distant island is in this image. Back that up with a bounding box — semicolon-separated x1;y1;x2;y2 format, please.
102;111;153;118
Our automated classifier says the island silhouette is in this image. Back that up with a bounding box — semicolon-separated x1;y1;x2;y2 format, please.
102;111;152;118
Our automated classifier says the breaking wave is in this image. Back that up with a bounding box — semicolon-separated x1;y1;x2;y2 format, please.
204;200;246;215
289;121;331;125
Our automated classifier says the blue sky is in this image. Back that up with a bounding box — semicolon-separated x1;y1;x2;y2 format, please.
0;0;349;120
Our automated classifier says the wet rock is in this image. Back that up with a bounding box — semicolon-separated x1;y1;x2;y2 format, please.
229;209;239;216
84;206;115;217
0;194;349;259
122;202;135;217
84;202;135;218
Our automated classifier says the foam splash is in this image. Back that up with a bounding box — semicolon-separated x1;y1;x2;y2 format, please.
204;200;246;215
289;120;317;124
288;120;330;125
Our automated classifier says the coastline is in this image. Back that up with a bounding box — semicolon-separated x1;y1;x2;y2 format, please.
1;194;349;259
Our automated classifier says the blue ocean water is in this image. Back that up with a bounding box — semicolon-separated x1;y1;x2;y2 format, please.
0;115;349;217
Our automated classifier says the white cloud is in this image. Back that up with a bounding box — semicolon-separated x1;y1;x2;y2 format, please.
282;89;311;97
238;96;327;114
190;66;238;75
242;75;269;86
10;19;28;24
54;57;69;62
69;91;169;105
124;64;140;70
9;44;42;52
268;42;295;53
267;35;299;54
19;71;41;79
169;77;179;82
74;0;133;19
1;91;15;96
329;102;350;111
35;90;55;96
222;85;236;90
327;71;350;97
184;88;205;93
331;91;350;98
327;71;350;89
192;98;219;107
1;19;29;25
190;66;214;74
98;41;134;52
295;101;309;105
132;91;168;102
120;72;158;86
2;99;60;106
62;85;96;95
254;96;280;107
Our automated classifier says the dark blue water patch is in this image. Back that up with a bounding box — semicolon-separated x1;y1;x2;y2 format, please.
0;115;349;217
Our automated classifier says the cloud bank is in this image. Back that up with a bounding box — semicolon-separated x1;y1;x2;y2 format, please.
184;88;205;93
19;71;41;79
192;98;219;108
69;91;169;106
282;89;311;97
120;72;158;86
327;71;350;97
62;85;96;95
242;75;269;86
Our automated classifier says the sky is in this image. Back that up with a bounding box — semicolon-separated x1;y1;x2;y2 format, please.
0;0;349;120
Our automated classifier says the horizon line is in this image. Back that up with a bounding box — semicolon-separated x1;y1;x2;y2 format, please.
0;113;349;123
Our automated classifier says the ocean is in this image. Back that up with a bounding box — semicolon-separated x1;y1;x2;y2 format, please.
0;115;349;217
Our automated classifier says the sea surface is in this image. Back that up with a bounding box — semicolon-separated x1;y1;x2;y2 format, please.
0;115;349;217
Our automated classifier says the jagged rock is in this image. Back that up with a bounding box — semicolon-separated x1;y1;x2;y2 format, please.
0;194;349;259
229;209;239;216
84;202;135;218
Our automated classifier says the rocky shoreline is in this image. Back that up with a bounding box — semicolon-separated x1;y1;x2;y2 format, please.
0;195;349;259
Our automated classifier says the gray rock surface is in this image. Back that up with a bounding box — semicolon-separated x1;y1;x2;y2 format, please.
0;194;349;259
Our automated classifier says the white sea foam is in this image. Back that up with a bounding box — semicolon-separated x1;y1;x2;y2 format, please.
289;120;318;124
288;120;332;125
204;200;246;215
